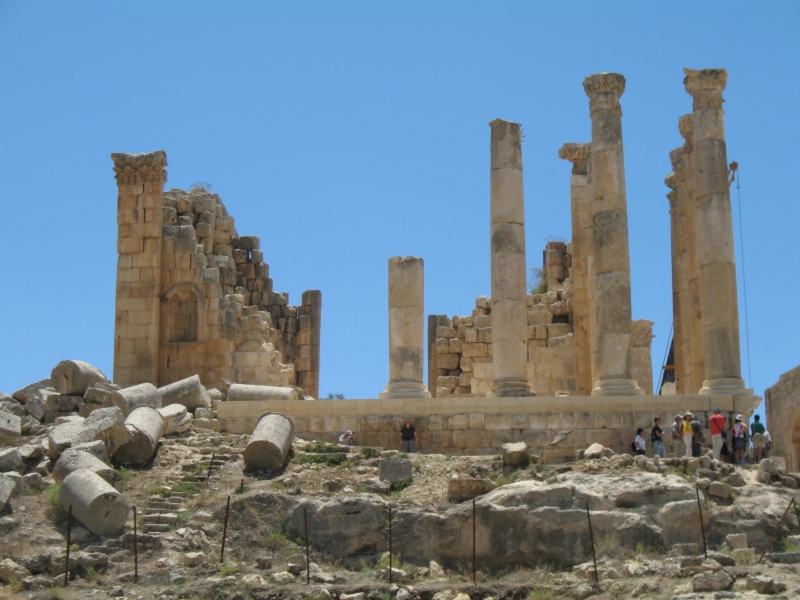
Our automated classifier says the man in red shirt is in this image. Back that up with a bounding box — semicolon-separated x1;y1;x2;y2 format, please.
709;408;727;460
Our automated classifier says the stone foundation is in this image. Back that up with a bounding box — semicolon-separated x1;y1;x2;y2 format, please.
215;394;761;458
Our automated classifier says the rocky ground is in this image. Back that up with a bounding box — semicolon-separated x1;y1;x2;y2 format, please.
4;420;800;600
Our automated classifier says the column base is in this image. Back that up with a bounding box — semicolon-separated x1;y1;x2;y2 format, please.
698;377;754;397
591;378;644;396
489;380;535;397
379;382;431;399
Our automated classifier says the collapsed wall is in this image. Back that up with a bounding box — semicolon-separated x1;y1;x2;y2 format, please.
429;241;654;397
111;152;320;398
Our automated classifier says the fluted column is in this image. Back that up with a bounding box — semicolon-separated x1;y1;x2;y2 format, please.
489;119;533;397
380;256;431;399
683;68;752;395
558;142;594;395
583;73;643;396
112;151;167;388
665;162;690;394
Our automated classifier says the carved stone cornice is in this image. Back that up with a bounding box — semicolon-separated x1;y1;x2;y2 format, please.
678;114;694;153
664;173;678;191
583;73;626;116
667;189;678;211
558;142;591;175
683;68;727;111
111;151;168;185
669;147;685;186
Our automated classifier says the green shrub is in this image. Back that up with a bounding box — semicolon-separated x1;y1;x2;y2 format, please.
116;467;134;481
218;563;239;576
265;532;289;551
528;267;547;295
392;479;413;493
304;441;341;454
172;483;200;495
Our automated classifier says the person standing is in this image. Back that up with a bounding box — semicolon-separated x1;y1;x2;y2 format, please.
399;420;418;453
750;414;767;462
709;408;726;460
651;417;666;458
732;415;748;465
682;411;694;458
690;414;704;457
634;428;646;456
671;415;684;458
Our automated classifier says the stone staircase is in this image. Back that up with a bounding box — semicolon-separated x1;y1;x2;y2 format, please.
141;490;189;534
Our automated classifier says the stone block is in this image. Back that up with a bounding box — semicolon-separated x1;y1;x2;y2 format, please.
448;413;469;430
452;430;489;448
485;414;510;429
436;326;457;339
379;456;412;483
427;415;446;431
528;311;553;325
0;411;21;444
448;477;494;502
502;442;530;467
547;323;572;337
0;448;22;473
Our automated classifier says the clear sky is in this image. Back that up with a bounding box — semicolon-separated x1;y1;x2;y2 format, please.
1;3;798;421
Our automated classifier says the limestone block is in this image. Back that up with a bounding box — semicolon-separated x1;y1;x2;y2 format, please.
60;469;129;535
463;343;488;358
379;456;413;483
502;442;530;467
114;405;165;466
159;375;210;411
485;414;510;429
0;411;21;444
510;414;528;429
0;448;22;473
0;396;24;417
228;384;299;402
72;440;109;464
448;477;494;501
437;326;457;340
158;404;189;435
453;430;489;448
428;414;446;431
489;429;522;446
436;387;451;398
448;413;469;430
474;315;492;328
243;412;295;471
104;383;162;413
549;333;574;347
52;449;118;485
83;382;121;406
11;378;52;404
238;236;260;250
437;354;460;370
528;311;553;326
0;474;15;512
449;338;464;354
51;360;108;396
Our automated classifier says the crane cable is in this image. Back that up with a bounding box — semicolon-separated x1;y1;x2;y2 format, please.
729;162;752;385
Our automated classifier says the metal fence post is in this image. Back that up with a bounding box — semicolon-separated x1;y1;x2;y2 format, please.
304;507;310;585
758;498;795;564
220;495;231;563
133;506;138;583
206;450;216;487
240;478;245;494
472;498;476;586
64;505;73;587
696;488;708;559
585;500;598;585
388;505;393;584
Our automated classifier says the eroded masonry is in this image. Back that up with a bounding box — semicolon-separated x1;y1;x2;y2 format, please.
115;68;765;457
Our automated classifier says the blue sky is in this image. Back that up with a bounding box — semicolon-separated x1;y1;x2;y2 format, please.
0;3;797;419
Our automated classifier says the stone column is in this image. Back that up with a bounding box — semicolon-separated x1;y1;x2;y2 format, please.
683;68;752;395
558;142;594;395
582;74;643;396
298;290;321;399
665;164;689;394
380;256;431;399
112;151;167;388
489;119;533;397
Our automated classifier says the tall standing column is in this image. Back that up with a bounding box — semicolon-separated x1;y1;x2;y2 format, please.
489;119;533;397
683;68;752;395
665;163;689;394
558;142;593;395
112;151;167;388
380;256;431;399
582;73;643;396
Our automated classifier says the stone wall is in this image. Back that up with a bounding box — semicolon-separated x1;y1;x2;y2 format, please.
215;394;761;458
765;364;800;472
112;152;321;398
429;241;654;397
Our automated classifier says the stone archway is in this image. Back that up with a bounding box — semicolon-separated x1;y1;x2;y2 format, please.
166;287;199;342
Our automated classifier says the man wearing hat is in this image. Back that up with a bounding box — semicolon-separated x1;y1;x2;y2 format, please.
671;414;684;458
338;430;354;446
709;408;727;461
682;411;694;458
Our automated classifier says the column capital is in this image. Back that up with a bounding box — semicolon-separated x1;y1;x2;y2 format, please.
558;142;591;175
664;172;678;191
669;147;685;186
111;151;168;185
583;73;625;115
683;68;727;111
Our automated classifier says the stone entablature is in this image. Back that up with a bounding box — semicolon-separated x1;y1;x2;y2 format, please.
215;394;761;457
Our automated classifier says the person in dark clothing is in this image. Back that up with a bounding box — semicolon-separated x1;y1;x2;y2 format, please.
651;417;666;458
399;420;418;453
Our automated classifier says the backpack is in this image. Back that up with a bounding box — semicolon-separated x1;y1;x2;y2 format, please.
692;420;706;443
631;441;637;454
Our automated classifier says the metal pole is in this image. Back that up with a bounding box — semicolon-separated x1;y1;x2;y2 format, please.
207;450;216;486
472;498;477;586
133;506;138;583
220;495;231;563
696;488;708;559
758;498;795;564
388;505;393;584
792;498;800;531
64;505;73;587
585;500;598;585
240;478;244;494
304;507;310;585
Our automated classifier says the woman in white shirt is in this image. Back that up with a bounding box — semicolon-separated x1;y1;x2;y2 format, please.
634;428;646;456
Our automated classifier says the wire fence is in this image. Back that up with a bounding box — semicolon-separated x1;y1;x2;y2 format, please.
6;484;800;593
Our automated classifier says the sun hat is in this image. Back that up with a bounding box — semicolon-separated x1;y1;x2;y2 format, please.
346;430;353;435
735;415;743;422
684;411;693;418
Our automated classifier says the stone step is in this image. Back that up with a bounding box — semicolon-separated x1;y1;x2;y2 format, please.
142;513;178;524
169;491;190;498
142;523;171;533
147;499;184;507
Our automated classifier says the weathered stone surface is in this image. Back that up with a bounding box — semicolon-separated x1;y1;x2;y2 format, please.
448;476;494;501
0;473;16;512
726;533;747;549
0;448;22;473
379;456;413;483
708;481;732;499
53;448;118;485
51;360;108;395
692;569;734;591
243;412;295;472
17;444;44;463
228;384;298;402
747;574;774;594
158;403;189;435
0;397;25;417
60;469;129;535
72;440;110;464
104;382;162;413
114;405;165;466
0;558;31;583
23;392;47;421
0;411;21;443
11;378;51;404
159;376;210;411
359;478;391;494
502;442;530;467
48;407;132;460
726;471;746;487
83;381;120;405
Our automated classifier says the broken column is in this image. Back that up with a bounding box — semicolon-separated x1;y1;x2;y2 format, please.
683;68;752;396
113;405;165;466
158;375;210;410
582;73;642;396
52;448;119;486
559;142;594;395
104;382;162;413
51;360;108;395
488;119;533;397
227;383;299;402
60;469;129;535
297;290;322;400
380;256;431;399
243;412;295;471
111;151;167;388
